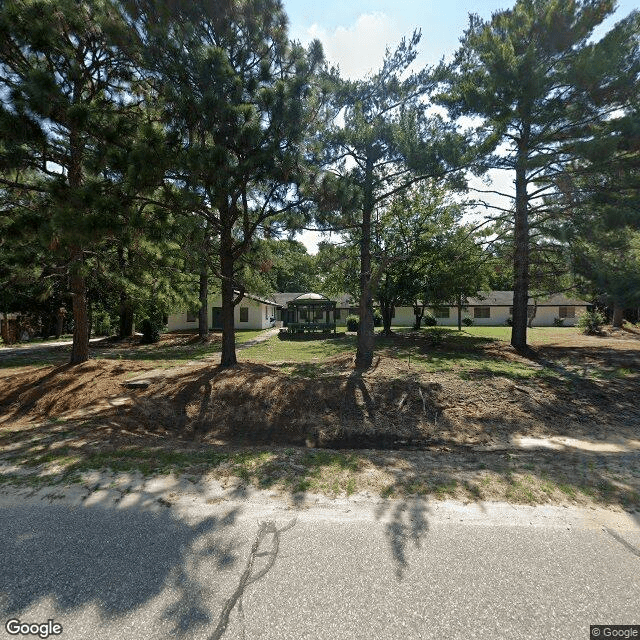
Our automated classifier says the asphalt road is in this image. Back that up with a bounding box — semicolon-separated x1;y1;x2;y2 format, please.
0;485;638;640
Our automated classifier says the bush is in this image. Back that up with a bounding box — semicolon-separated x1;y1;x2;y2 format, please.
577;310;605;334
462;317;473;327
345;315;359;332
373;310;382;327
505;316;513;326
552;317;565;327
93;311;112;336
423;314;437;327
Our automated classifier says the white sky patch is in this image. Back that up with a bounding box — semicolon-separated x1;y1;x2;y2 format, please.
306;13;403;80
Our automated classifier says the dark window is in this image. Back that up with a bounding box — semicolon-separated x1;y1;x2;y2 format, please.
240;307;249;323
474;306;490;319
559;305;575;318
335;309;341;319
434;306;450;318
299;309;307;321
186;311;197;323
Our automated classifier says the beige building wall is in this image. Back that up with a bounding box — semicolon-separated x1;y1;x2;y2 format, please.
167;297;276;332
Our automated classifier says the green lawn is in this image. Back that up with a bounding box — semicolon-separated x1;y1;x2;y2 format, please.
0;329;268;369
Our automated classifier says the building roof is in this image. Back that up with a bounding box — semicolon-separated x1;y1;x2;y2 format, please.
242;292;277;306
464;291;590;306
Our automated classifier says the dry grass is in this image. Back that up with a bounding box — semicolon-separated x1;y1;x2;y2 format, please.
1;328;639;509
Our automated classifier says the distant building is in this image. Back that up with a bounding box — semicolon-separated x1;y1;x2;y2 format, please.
166;290;591;331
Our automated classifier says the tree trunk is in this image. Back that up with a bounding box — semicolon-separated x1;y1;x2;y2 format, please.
380;300;394;336
220;224;237;367
527;300;537;329
413;303;424;330
612;303;624;328
87;298;93;343
119;301;134;339
68;125;89;363
355;155;375;369
198;262;209;338
70;247;89;364
55;309;65;338
457;294;462;331
511;131;530;352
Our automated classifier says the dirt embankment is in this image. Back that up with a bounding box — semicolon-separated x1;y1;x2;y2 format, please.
1;346;639;452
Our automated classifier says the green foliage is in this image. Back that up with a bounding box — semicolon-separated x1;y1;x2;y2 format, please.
553;317;565;327
93;309;113;337
345;315;359;332
440;0;639;348
462;317;474;327
373;310;382;327
578;310;606;335
423;314;437;327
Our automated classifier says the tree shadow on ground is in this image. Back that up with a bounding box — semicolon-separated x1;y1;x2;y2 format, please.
0;503;240;637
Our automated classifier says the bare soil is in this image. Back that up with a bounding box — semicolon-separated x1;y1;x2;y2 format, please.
1;329;639;508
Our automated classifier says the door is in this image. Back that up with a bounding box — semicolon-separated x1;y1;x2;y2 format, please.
211;307;222;330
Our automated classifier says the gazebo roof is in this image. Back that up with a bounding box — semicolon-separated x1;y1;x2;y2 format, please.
292;292;328;301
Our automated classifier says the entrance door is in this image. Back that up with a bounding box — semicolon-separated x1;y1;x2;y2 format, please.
211;307;222;330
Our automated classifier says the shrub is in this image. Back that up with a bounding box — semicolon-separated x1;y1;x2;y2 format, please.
505;316;513;326
93;311;112;336
462;317;473;327
552;317;565;327
345;315;359;331
141;318;160;344
423;314;437;327
373;310;383;327
577;310;605;334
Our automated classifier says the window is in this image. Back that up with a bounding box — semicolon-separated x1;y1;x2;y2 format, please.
186;311;197;322
239;307;249;323
299;309;307;321
434;306;450;319
559;305;575;318
474;306;490;319
335;309;341;319
315;308;325;321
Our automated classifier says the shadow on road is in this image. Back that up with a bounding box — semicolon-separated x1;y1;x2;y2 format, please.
0;503;240;637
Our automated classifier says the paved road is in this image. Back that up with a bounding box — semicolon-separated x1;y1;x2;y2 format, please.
0;483;638;640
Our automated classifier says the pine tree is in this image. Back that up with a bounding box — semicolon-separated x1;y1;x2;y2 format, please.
0;0;151;362
320;34;464;369
440;0;640;351
132;0;325;366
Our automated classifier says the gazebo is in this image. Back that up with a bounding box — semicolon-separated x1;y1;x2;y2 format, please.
285;293;336;333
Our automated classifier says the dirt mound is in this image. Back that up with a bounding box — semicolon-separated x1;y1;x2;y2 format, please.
1;346;639;451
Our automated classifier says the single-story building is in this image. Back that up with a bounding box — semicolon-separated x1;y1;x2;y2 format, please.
425;291;591;327
167;293;278;332
167;289;591;332
276;290;590;327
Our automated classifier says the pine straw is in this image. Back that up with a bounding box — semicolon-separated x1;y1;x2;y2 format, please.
1;350;639;453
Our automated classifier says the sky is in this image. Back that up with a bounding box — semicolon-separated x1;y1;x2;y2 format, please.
282;0;638;253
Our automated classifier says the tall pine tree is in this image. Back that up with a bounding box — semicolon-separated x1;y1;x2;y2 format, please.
440;0;639;351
